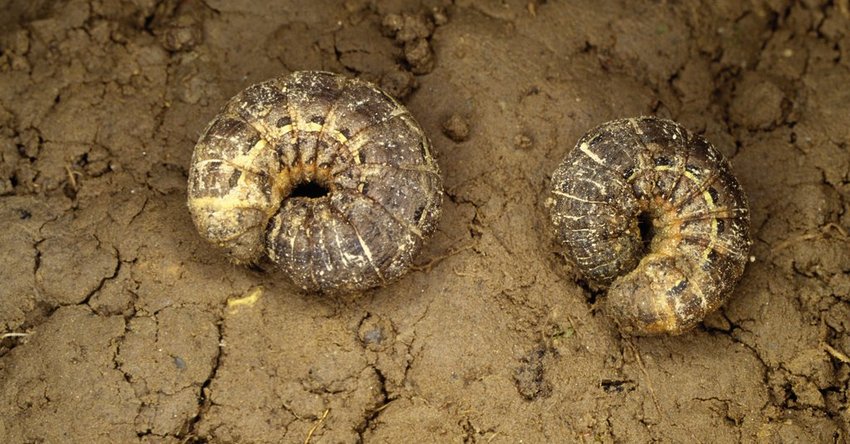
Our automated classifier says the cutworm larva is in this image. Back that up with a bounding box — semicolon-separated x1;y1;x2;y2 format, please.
188;71;443;292
548;117;751;335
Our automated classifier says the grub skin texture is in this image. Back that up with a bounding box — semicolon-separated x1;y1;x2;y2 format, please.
187;71;443;292
548;117;751;335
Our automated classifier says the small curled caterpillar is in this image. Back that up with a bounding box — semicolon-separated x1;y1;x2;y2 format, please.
187;71;443;292
547;117;751;335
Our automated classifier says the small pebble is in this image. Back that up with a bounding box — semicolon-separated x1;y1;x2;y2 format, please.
442;114;470;142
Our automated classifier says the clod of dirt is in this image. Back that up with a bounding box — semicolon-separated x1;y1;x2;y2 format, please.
381;13;435;43
403;38;435;74
442;113;470;142
381;11;438;75
153;0;207;52
160;17;203;52
379;67;417;99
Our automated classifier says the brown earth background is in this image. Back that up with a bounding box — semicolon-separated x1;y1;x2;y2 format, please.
1;0;850;442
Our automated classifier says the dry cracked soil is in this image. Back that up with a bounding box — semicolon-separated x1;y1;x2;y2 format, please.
1;0;850;442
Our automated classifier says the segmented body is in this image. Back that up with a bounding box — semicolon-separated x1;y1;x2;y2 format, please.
188;71;443;292
548;117;751;335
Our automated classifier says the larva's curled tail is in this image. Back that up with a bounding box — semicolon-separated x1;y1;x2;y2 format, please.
187;71;443;292
547;117;751;335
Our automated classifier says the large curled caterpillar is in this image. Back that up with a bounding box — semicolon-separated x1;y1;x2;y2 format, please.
547;117;751;335
187;71;443;292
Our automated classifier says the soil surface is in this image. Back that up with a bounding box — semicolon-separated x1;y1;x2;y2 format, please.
1;0;849;442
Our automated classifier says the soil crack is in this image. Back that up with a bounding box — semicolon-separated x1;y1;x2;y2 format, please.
178;313;225;441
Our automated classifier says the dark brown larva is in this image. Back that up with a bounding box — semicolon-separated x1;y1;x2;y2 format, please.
547;117;751;335
187;71;443;292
